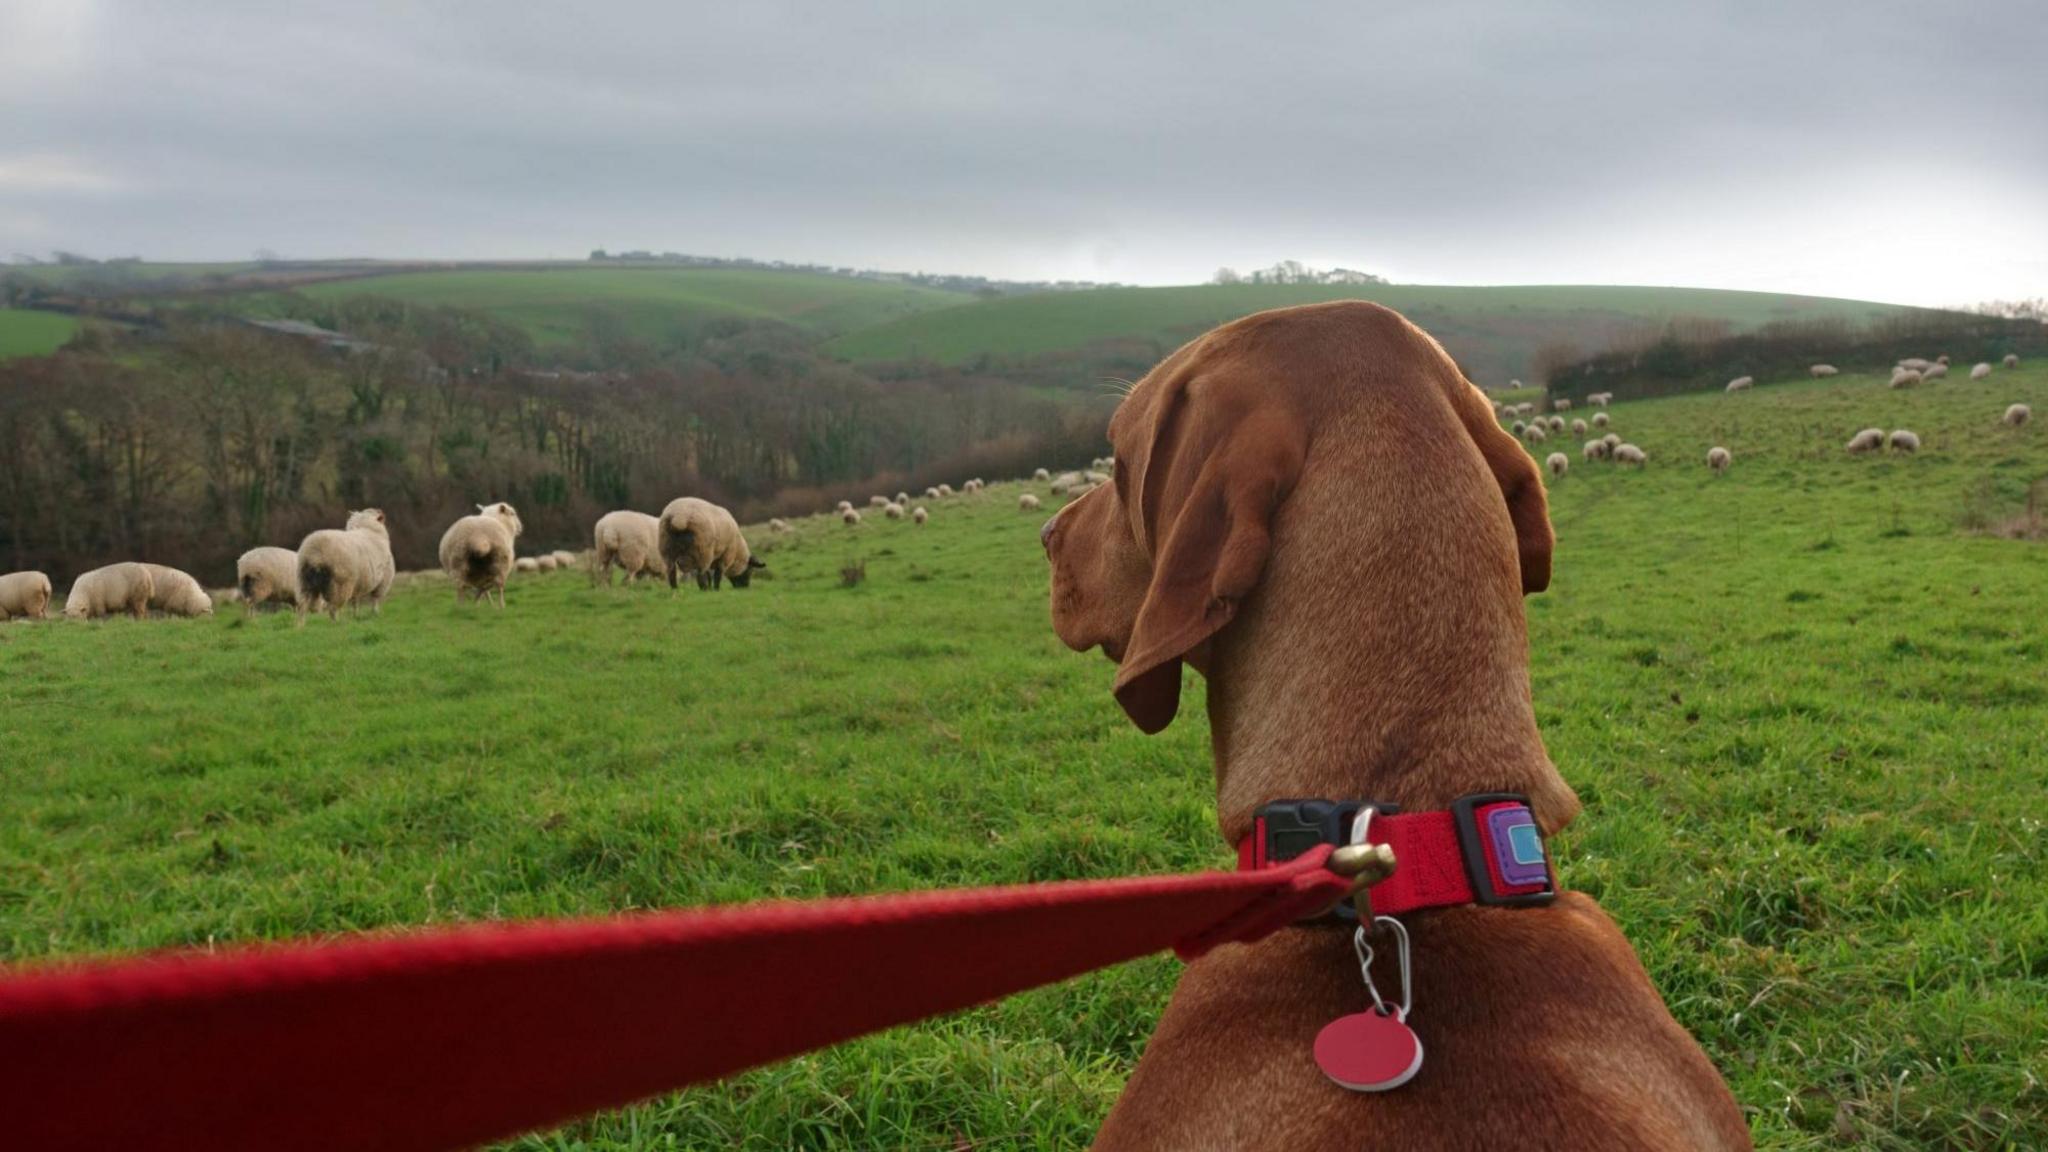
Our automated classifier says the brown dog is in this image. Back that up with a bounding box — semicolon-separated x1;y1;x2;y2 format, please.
1045;302;1751;1150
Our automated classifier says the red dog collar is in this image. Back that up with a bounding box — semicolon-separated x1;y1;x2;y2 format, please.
1237;794;1555;918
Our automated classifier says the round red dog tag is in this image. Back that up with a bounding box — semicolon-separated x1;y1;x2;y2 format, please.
1314;1009;1424;1092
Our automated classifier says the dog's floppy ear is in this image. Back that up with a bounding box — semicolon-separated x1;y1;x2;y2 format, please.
1454;386;1553;594
1112;374;1307;733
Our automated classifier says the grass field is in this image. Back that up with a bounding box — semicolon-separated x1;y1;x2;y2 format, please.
0;309;81;359
823;283;1919;385
291;267;974;346
3;362;2045;1149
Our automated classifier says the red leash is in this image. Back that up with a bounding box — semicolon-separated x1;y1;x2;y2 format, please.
0;848;1348;1152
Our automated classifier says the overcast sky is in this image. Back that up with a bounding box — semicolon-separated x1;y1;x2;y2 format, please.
3;1;2044;306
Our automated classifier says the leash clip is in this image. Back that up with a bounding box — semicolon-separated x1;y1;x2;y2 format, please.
1325;806;1398;922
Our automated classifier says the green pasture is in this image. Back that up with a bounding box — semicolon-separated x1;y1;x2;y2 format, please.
2;362;2044;1149
0;309;81;360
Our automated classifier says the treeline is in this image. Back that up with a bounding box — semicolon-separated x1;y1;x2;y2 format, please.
0;300;1111;585
1543;311;2047;405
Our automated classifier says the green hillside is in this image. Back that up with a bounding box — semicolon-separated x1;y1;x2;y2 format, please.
0;309;81;359
824;283;1920;386
294;267;974;346
4;360;2044;1148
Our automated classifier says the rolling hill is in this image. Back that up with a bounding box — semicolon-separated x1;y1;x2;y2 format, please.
0;309;81;359
822;283;1922;386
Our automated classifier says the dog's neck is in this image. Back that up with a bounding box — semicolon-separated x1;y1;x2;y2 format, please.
1200;441;1580;846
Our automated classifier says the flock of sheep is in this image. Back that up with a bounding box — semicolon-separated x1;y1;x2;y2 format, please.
821;463;1109;528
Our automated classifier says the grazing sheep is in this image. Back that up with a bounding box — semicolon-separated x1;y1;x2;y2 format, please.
1049;471;1084;495
2004;403;2031;427
659;497;764;589
912;506;928;525
1707;446;1732;474
1809;364;1839;378
1083;470;1111;485
1545;416;1565;433
1525;425;1548;443
235;546;299;615
869;495;890;508
1571;418;1587;436
438;503;523;609
837;500;854;514
515;557;539;573
63;563;155;621
1510;379;1523;389
551;550;576;568
141;563;213;618
1592;412;1610;428
0;571;53;620
768;519;791;533
1845;428;1886;454
1889;368;1921;389
1898;358;1931;371
1019;493;1042;511
964;478;985;493
1545;452;1568;478
1602;432;1621;449
534;554;559;573
2003;353;2019;369
1553;398;1572;412
1614;443;1648;465
1725;376;1753;393
937;484;955;497
1033;468;1051;482
1922;362;1948;380
1888;429;1920;453
884;502;905;520
895;491;911;506
297;509;395;622
1582;439;1610;462
924;487;942;500
1510;420;1526;437
592;510;663;586
1936;355;1950;366
1970;362;1992;381
842;508;862;526
1589;392;1612;407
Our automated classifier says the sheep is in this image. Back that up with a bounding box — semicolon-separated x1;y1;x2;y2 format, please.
1889;368;1921;389
1510;420;1526;437
1970;362;1992;381
141;563;213;618
2003;403;2031;427
297;509;395;622
1571;418;1587;436
1589;392;1611;407
895;491;911;506
1936;354;1950;366
1921;362;1948;380
1898;358;1931;371
1582;438;1610;462
842;508;862;526
924;487;942;500
1545;416;1565;433
1525;425;1548;443
1592;412;1610;428
937;484;955;497
63;563;154;621
2003;353;2020;369
967;478;986;492
1707;446;1732;474
1553;398;1572;412
1510;379;1523;389
1019;493;1042;511
234;546;299;616
592;510;663;586
869;495;890;508
912;506;928;525
1545;452;1568;478
884;502;905;520
1809;364;1839;378
837;500;854;514
658;496;764;589
1602;433;1621;449
1725;376;1753;393
1845;428;1886;454
438;502;523;609
515;557;539;573
534;554;559;573
768;519;791;534
1614;443;1648;465
1083;470;1111;485
1049;471;1084;495
0;571;53;621
1888;429;1920;453
551;550;577;568
1032;468;1051;482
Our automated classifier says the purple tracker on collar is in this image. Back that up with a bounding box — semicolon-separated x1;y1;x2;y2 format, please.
1485;804;1549;889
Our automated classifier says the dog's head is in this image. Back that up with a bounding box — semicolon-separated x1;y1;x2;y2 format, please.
1045;301;1552;734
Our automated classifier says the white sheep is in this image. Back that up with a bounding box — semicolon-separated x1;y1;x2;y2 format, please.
964;478;986;493
515;556;539;573
1726;376;1753;393
1845;428;1886;454
1510;379;1523;389
141;563;213;617
1546;416;1565;432
63;562;155;620
912;506;928;524
235;546;299;615
1510;420;1526;437
768;518;791;534
1553;398;1572;412
869;495;890;508
1032;468;1051;482
1936;355;1950;366
1888;429;1920;453
1614;443;1648;465
1019;493;1042;511
0;571;53;620
842;507;862;525
1083;470;1110;485
1592;412;1610;428
1707;446;1732;474
937;484;955;497
1545;452;1568;477
1809;364;1839;378
1889;368;1921;389
534;554;559;573
552;550;577;568
1525;424;1548;443
884;502;905;520
837;500;854;514
659;497;763;589
1049;471;1083;495
1922;363;1948;380
592;510;664;586
438;502;523;608
895;491;911;506
1589;392;1612;407
1970;363;1992;381
1582;439;1610;462
2003;403;2031;427
298;509;395;622
1602;432;1621;449
2003;353;2019;369
1571;418;1587;436
1898;358;1931;371
924;487;942;500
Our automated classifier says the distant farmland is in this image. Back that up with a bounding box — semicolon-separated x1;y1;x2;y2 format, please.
0;310;81;359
